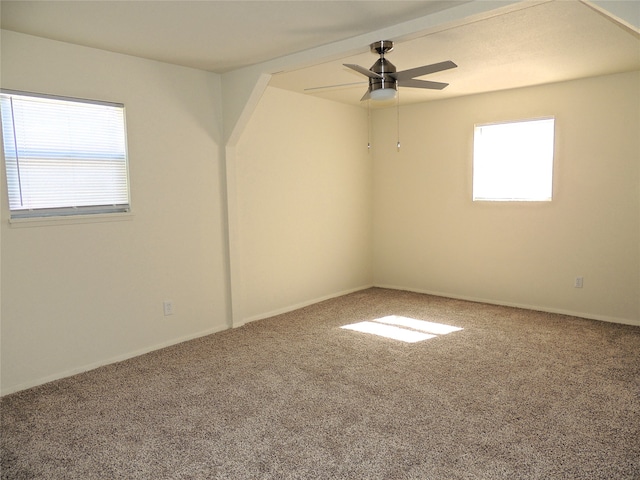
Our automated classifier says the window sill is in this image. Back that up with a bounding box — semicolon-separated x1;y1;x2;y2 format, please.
8;211;134;228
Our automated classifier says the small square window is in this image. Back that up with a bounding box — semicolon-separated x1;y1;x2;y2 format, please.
473;117;555;201
1;90;130;219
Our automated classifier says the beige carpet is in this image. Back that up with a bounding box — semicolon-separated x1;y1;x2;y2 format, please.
2;288;639;479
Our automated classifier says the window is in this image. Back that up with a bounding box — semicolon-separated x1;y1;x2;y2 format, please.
473;117;555;201
1;90;130;219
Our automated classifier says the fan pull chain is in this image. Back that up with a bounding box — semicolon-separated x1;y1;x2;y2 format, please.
367;99;371;152
396;88;401;152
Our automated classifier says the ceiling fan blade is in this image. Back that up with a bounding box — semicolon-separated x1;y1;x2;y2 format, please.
360;89;371;101
397;78;449;90
304;81;366;92
392;60;457;81
344;64;383;79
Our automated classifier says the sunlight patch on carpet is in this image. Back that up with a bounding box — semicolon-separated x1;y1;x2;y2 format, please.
341;316;462;343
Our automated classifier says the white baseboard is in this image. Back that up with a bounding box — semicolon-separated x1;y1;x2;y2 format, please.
1;324;228;397
234;284;374;328
375;283;640;327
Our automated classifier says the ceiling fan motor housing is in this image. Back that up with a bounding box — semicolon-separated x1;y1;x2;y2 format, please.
370;42;397;95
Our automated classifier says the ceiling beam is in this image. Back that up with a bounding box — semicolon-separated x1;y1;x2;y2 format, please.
588;0;640;32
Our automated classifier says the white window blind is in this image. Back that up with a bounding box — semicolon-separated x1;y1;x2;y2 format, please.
1;90;130;219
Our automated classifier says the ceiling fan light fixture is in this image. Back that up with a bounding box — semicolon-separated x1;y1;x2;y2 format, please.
370;87;397;101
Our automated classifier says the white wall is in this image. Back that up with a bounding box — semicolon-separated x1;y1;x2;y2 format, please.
0;31;230;394
373;71;640;324
233;86;373;322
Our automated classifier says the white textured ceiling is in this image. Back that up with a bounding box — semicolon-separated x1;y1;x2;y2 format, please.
0;0;467;72
1;0;639;107
271;0;640;106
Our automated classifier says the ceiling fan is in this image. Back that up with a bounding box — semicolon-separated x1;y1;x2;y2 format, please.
344;40;457;101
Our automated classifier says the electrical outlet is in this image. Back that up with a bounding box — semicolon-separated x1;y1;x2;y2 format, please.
574;276;584;288
163;300;174;316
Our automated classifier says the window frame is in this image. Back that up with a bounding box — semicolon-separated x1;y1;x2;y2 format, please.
0;89;131;222
472;116;556;202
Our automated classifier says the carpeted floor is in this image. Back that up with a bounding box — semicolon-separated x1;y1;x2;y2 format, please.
2;288;639;479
